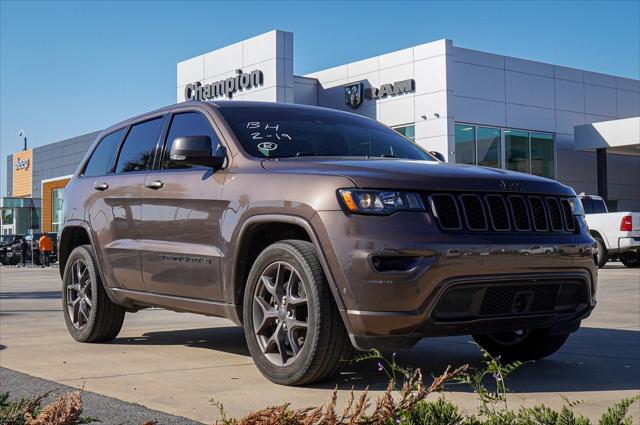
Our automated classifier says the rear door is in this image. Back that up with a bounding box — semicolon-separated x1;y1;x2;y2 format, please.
84;115;166;291
140;108;228;300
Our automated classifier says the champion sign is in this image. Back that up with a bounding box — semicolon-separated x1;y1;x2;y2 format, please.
185;69;264;101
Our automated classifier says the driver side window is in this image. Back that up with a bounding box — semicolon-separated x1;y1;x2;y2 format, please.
163;112;222;169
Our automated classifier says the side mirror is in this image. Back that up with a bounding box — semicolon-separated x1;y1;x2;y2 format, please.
430;151;446;162
169;136;225;169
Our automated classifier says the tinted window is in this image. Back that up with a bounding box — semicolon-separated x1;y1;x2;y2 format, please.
505;130;530;173
115;117;164;173
218;106;434;160
163;112;222;169
581;198;594;214
83;129;125;177
455;124;475;165
592;199;608;214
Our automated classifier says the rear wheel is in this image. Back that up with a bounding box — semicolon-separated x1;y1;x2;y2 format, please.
594;237;607;268
620;252;640;268
62;245;125;342
243;240;352;385
473;328;570;362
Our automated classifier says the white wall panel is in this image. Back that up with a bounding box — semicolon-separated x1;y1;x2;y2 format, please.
377;96;415;125
506;71;555;109
616;90;640;118
313;65;348;84
413;39;449;61
616;77;640;92
505;56;554;77
177;55;204;86
451;62;505;102
415;91;449;121
453;96;505;127
555;110;585;135
506;103;555;132
242;30;280;64
379;47;413;69
554;66;583;83
453;47;504;69
203;42;243;78
413;55;447;95
555;79;585;113
347;57;379;76
585;84;617;116
584;71;616;88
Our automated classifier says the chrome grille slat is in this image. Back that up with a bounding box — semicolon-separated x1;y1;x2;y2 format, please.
429;192;577;234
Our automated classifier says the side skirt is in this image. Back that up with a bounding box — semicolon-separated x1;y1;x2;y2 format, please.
108;288;242;325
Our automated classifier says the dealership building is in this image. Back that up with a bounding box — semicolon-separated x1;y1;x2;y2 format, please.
2;30;639;234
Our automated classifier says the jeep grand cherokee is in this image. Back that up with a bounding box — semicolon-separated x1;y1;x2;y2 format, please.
59;101;596;385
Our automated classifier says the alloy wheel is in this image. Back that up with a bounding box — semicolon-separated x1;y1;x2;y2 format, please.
252;261;309;366
66;259;93;329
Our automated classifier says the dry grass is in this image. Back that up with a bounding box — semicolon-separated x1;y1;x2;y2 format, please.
23;391;83;425
215;365;468;425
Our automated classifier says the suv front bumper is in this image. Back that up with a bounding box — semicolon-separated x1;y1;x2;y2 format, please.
313;211;597;349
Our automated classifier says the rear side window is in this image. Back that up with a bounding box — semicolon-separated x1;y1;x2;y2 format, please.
581;198;593;214
115;117;164;173
82;129;125;177
592;199;608;214
163;112;222;169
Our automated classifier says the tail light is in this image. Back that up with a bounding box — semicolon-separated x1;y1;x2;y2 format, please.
620;215;632;231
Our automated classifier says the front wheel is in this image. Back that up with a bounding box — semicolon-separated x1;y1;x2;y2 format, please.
620;252;640;268
473;328;569;362
594;237;608;268
62;245;125;342
243;240;352;385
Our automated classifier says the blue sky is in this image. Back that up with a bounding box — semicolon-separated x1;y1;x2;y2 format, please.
1;0;639;193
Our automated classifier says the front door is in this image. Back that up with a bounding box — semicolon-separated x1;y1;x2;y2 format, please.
140;110;227;300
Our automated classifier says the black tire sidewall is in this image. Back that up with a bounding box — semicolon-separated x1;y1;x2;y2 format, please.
474;328;569;361
595;238;607;268
243;242;323;385
620;252;640;268
62;246;102;342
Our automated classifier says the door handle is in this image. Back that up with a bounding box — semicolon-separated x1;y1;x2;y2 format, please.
145;180;164;190
94;182;109;191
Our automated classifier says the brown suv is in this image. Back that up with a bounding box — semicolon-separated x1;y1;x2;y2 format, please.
59;101;596;385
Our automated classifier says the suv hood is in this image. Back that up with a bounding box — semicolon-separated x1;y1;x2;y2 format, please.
261;158;574;196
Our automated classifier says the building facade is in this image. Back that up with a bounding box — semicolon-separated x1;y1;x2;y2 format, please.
3;29;640;235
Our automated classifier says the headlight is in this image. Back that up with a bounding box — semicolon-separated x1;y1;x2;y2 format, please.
568;197;584;216
338;189;426;215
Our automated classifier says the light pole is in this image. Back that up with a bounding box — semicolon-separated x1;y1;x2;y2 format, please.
18;129;27;151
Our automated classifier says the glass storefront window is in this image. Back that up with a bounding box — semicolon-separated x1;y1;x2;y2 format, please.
505;129;530;173
392;124;415;141
530;132;555;178
477;127;501;168
455;124;475;165
51;188;63;233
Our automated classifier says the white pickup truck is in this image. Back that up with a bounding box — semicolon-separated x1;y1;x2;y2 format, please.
579;194;640;268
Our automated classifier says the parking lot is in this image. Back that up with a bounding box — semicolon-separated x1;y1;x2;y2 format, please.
1;264;638;423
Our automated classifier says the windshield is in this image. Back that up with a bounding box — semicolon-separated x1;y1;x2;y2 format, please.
0;235;15;244
218;106;435;160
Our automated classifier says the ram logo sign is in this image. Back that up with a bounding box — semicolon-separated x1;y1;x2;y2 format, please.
365;79;415;100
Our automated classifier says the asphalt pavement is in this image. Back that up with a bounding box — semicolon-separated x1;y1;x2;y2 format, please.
0;264;638;423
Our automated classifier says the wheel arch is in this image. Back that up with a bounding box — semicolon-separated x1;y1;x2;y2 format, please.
58;221;93;280
229;214;348;328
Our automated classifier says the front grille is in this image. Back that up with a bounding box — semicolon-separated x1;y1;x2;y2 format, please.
429;192;578;234
433;280;587;321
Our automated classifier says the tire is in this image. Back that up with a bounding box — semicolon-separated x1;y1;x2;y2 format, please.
620;252;640;268
243;240;352;386
473;328;569;362
594;237;608;268
62;245;125;343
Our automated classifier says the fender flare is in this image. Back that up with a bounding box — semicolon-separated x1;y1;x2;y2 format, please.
229;213;350;326
59;220;121;306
